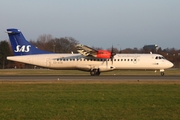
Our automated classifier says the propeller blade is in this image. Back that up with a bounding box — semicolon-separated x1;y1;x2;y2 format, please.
110;45;116;65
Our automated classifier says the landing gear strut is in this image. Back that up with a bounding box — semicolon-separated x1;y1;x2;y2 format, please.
90;69;100;76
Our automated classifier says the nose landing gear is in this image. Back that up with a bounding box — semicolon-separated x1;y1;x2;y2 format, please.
160;72;164;76
160;69;164;76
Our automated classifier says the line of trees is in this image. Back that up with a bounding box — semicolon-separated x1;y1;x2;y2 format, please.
29;34;79;53
0;41;12;69
0;34;180;68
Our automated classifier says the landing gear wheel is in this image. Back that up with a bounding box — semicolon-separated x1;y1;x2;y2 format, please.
96;71;100;76
90;69;100;76
90;69;96;76
161;72;164;76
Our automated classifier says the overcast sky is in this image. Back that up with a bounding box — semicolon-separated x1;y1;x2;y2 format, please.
1;0;180;49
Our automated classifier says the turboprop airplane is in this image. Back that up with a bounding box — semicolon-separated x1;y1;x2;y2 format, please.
6;28;173;76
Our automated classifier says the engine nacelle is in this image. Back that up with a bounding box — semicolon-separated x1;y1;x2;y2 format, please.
96;50;111;58
76;64;115;72
98;65;115;72
76;64;91;71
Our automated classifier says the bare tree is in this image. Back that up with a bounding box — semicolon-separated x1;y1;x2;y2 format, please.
51;37;79;53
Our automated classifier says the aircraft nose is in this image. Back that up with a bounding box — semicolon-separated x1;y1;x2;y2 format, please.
168;61;174;68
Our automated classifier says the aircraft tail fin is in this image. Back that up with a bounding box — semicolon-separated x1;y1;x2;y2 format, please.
6;28;51;56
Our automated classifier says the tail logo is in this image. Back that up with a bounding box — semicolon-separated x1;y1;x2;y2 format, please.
14;45;31;52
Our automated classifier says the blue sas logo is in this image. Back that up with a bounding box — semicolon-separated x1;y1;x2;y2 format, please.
14;45;31;52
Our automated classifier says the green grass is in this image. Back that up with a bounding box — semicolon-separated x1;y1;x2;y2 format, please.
0;68;179;75
0;82;180;120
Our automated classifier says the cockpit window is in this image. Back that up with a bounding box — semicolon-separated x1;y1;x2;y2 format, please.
155;56;165;59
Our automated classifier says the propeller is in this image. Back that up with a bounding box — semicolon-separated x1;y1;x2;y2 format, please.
110;46;116;65
102;45;116;67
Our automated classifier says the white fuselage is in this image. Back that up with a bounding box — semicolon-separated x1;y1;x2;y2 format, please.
7;53;173;72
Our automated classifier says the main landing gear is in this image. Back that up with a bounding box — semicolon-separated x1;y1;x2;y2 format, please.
90;69;100;76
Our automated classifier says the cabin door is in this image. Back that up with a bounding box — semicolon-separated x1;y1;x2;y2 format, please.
46;58;51;67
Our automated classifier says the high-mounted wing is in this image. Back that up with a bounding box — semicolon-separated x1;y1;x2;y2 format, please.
75;44;112;59
76;44;97;57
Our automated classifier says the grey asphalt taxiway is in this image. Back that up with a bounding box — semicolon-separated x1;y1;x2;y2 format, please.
0;75;179;81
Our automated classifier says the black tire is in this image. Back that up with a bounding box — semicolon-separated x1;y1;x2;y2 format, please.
161;72;164;76
90;69;100;76
96;69;100;76
90;69;96;76
90;70;95;76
